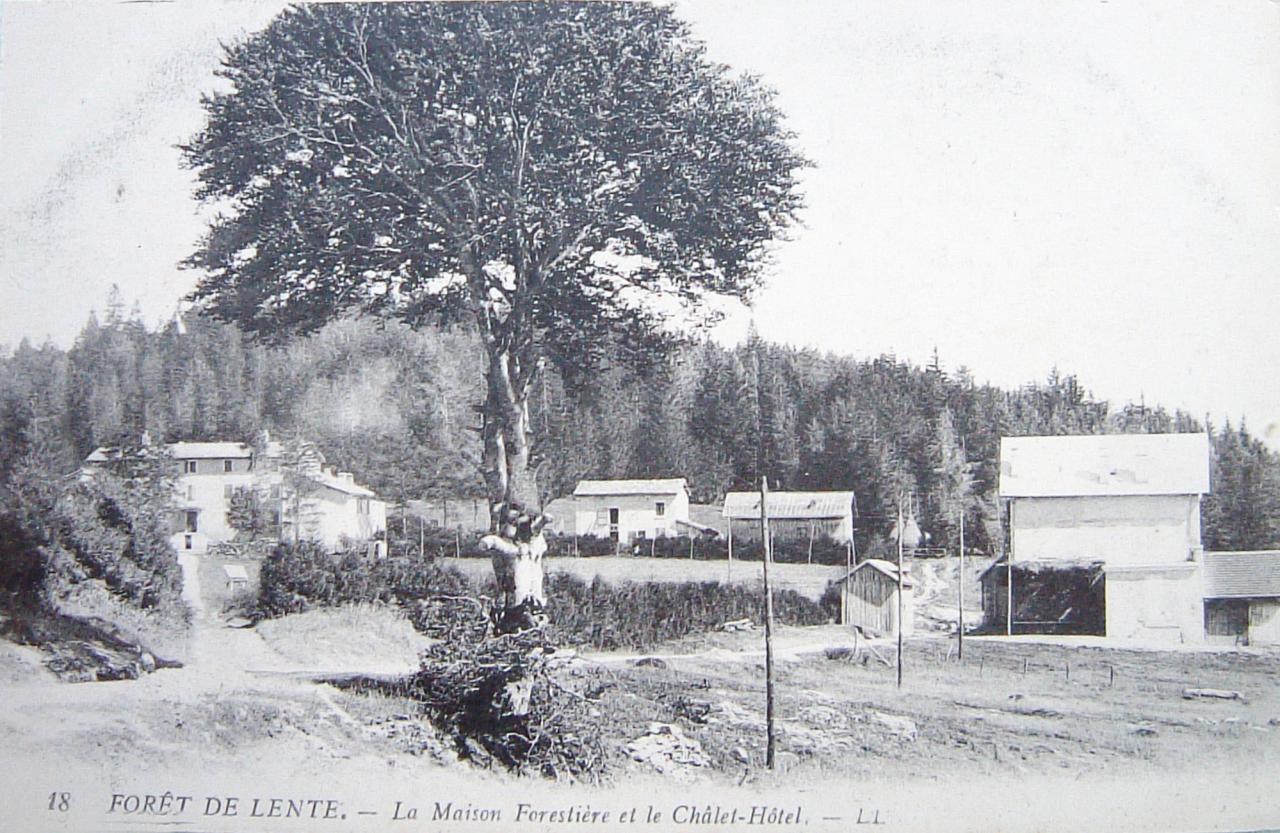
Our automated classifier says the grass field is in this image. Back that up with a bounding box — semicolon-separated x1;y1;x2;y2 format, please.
446;554;847;600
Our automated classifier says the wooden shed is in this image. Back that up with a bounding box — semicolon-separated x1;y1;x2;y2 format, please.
838;559;915;638
1203;550;1280;645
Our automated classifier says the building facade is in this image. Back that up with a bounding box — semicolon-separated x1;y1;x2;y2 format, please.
85;438;387;555
570;479;691;542
995;433;1211;643
1203;550;1280;645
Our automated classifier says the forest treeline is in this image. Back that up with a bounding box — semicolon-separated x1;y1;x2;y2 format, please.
3;288;1279;556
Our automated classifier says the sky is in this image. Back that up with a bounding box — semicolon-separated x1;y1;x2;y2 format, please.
1;0;1278;443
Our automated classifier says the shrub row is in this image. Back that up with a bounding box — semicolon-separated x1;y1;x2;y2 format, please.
384;526;859;566
258;541;838;651
545;573;834;651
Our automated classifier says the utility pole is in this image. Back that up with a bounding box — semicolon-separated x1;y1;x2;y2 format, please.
760;475;777;769
1006;501;1013;637
896;496;905;689
957;510;965;660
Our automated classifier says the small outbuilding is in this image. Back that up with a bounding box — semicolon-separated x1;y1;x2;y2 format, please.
222;564;250;592
837;559;914;637
1203;550;1280;645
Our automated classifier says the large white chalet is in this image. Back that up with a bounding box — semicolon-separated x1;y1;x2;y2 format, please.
84;437;387;554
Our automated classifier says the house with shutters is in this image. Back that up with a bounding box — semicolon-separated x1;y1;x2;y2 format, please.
84;437;387;555
568;479;692;543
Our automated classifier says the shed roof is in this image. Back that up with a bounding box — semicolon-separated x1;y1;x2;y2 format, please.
222;564;249;581
1203;551;1280;599
722;491;854;520
573;478;687;497
841;558;915;587
999;433;1210;498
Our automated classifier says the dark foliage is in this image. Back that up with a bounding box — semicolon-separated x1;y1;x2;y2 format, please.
256;540;476;617
544;573;829;651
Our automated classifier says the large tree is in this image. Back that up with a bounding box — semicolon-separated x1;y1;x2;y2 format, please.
182;2;807;624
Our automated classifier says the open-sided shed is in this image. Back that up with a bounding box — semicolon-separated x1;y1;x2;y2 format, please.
721;491;854;563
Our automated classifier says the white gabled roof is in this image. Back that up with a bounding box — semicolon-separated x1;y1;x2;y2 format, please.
841;558;915;587
722;491;854;520
573;478;687;497
168;441;253;459
999;433;1210;498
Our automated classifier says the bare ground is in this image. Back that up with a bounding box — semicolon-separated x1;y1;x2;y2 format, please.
3;556;1279;832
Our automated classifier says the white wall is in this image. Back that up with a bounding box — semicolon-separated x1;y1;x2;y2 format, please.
173;466;255;550
573;491;689;540
1248;600;1280;645
310;490;386;551
1104;563;1203;643
1012;494;1201;566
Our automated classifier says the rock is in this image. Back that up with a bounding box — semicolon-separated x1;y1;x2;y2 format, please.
632;656;668;669
1183;688;1244;701
721;618;755;632
797;705;848;729
870;711;918;741
625;722;709;778
139;651;156;673
731;746;751;765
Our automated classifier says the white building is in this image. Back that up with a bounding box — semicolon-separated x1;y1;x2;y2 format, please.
1202;550;1280;645
996;432;1211;643
570;479;691;543
85;438;387;555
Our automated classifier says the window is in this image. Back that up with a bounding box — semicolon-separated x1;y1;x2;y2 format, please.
224;460;234;473
655;501;666;518
184;534;193;550
357;498;369;515
186;485;193;501
184;460;197;474
224;485;233;499
184;510;199;533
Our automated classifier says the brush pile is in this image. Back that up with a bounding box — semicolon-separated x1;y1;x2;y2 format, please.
406;627;609;781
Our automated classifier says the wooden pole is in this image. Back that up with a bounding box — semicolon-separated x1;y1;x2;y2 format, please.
897;497;905;689
727;521;733;581
760;475;777;770
807;520;815;564
958;510;965;660
844;534;854;627
419;515;425;558
1006;502;1013;637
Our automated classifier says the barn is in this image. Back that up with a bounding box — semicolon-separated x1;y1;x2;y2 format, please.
721;491;854;562
837;558;915;637
1203;550;1280;645
995;432;1210;643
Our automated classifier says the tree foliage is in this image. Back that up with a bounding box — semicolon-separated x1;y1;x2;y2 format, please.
182;1;809;513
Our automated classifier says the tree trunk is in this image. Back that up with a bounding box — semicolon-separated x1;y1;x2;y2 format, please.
479;344;547;632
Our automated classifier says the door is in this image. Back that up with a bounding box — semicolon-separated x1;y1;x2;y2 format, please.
608;507;620;542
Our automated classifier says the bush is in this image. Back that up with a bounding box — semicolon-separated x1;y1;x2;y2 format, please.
257;541;479;617
546;574;829;651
